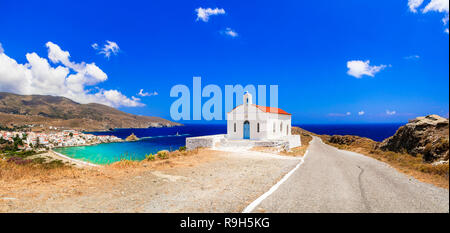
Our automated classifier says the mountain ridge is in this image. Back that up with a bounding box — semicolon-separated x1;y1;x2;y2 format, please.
0;92;180;131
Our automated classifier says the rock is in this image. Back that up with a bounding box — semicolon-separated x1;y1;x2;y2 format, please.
125;133;139;141
378;115;449;162
432;160;449;166
329;135;357;145
327;134;376;149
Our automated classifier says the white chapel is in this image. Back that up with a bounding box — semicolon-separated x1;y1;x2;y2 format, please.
186;92;300;150
226;92;293;140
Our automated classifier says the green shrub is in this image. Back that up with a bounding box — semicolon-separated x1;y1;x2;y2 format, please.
42;159;66;169
145;153;155;161
179;146;186;151
157;150;169;159
32;157;47;164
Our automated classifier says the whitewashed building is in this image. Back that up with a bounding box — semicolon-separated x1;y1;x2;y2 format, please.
227;92;292;140
186;92;301;150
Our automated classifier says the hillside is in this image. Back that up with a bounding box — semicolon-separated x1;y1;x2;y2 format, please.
0;92;181;131
378;114;449;162
317;115;449;188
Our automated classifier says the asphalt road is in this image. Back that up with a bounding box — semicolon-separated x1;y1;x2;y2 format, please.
251;137;449;213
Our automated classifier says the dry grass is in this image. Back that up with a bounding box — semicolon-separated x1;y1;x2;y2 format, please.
366;150;449;189
319;135;449;189
0;159;86;182
106;148;201;169
0;148;204;185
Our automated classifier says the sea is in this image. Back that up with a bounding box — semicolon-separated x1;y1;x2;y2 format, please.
53;123;403;164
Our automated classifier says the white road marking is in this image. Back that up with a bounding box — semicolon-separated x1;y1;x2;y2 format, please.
242;142;312;213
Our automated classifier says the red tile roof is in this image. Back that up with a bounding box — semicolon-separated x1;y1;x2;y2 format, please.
228;104;291;115
253;104;291;115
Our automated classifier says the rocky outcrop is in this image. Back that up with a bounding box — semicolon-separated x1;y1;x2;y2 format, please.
378;115;449;162
325;134;378;150
329;135;358;145
125;133;139;142
148;122;175;128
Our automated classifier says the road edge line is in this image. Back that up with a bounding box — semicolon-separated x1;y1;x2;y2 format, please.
242;147;310;213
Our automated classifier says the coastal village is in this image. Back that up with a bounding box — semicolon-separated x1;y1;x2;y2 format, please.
0;129;122;151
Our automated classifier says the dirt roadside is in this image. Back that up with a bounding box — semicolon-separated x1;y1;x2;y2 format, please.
0;149;299;212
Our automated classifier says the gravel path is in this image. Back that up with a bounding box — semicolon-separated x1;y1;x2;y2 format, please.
2;150;299;212
251;137;449;213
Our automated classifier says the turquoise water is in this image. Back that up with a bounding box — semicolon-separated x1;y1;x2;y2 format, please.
53;125;227;164
53;135;191;165
55;141;152;165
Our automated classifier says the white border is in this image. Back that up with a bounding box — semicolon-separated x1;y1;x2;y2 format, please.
242;148;310;213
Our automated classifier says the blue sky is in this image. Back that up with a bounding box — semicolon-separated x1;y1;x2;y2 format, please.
0;0;448;124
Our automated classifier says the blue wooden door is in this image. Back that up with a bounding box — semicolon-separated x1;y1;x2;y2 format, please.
243;121;250;139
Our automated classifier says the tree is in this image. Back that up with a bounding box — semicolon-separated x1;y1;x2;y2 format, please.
35;137;40;149
13;135;23;151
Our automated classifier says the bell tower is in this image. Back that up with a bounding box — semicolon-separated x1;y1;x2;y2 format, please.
243;92;252;105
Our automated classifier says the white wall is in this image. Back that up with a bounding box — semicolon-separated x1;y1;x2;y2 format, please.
266;114;291;139
226;104;292;140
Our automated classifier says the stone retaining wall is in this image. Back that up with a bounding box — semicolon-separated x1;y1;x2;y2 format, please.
186;134;226;150
186;134;301;151
285;135;301;148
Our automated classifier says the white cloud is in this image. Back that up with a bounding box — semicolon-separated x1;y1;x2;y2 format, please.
0;42;143;108
408;0;449;33
386;110;396;115
443;14;450;24
195;7;225;22
329;112;351;117
422;0;449;13
346;60;388;78
138;89;158;97
47;41;72;66
408;0;424;13
404;54;420;60
358;111;365;116
46;42;108;88
97;90;142;107
223;28;238;37
0;42;4;54
92;40;120;58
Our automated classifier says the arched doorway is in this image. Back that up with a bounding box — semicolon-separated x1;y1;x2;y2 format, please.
243;121;250;139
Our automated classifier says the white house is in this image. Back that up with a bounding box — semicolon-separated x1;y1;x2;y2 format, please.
226;92;292;140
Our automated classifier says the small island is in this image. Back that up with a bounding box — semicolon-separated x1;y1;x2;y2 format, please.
125;133;139;141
